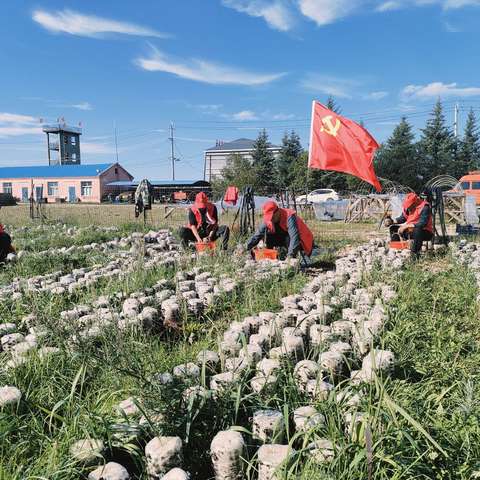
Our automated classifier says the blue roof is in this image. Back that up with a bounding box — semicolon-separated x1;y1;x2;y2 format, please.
0;163;114;179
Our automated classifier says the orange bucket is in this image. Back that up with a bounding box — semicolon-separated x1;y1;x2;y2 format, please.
195;241;216;253
390;240;410;250
253;248;278;261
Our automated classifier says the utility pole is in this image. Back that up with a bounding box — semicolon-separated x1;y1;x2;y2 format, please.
169;122;176;181
114;121;119;163
454;103;459;138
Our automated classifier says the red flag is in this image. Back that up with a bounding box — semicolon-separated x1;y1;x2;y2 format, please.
308;101;381;192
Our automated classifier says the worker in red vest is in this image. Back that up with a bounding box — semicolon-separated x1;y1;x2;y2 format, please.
0;224;14;263
246;200;314;258
387;192;433;257
179;192;230;250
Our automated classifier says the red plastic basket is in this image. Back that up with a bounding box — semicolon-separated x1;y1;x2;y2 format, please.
253;248;278;261
390;240;410;250
195;241;216;253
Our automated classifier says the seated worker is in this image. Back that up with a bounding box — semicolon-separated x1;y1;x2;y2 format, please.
386;192;433;257
178;192;230;250
0;224;14;263
246;200;314;258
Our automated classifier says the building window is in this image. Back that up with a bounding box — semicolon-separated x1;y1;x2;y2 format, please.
3;183;12;195
81;181;93;196
114;167;118;174
71;136;76;145
47;182;59;196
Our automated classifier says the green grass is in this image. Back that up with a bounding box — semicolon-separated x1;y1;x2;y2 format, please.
297;258;480;480
0;250;306;480
2;217;480;480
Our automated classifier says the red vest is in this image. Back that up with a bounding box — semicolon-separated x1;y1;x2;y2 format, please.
278;208;314;256
189;203;217;230
403;200;433;234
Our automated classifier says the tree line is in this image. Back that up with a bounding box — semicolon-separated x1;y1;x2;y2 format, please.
212;98;480;197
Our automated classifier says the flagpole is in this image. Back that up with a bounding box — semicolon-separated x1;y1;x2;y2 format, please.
307;100;316;169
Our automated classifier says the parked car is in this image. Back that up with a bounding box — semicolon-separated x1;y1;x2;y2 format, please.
295;189;339;204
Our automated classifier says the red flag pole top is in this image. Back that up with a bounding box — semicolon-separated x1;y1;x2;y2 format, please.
308;101;382;192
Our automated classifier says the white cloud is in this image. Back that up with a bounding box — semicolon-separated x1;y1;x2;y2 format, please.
444;21;462;31
232;110;260;120
0;112;42;137
81;142;115;154
0;126;42;138
190;104;224;113
298;0;361;26
376;0;480;11
376;1;404;11
0;113;37;124
221;0;295;31
363;91;389;100
402;82;480;99
443;0;480;8
271;112;296;120
135;47;285;86
70;102;93;111
300;74;357;98
32;9;167;38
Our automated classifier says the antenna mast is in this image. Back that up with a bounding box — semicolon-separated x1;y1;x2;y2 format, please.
169;122;176;181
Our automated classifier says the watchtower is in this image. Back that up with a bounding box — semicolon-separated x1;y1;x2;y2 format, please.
43;122;82;165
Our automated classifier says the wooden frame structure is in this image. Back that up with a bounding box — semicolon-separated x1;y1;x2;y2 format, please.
344;193;469;224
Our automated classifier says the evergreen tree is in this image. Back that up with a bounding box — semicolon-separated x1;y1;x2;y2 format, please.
418;100;456;181
326;95;341;114
276;130;303;188
211;153;258;199
291;151;321;193
457;109;480;176
375;117;421;190
252;129;276;193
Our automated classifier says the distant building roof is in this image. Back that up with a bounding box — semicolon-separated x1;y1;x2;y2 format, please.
0;163;116;179
107;179;210;188
42;123;82;135
205;138;280;152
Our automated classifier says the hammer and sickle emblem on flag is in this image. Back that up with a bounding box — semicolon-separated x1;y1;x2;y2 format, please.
320;115;341;137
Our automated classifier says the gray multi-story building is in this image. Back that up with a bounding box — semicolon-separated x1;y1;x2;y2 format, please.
43;123;82;166
203;138;281;181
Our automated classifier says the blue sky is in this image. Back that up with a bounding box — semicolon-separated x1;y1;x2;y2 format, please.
1;0;480;180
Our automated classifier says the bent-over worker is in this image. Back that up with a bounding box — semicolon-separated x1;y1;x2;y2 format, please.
246;200;314;258
178;192;230;250
387;192;433;257
0;224;14;263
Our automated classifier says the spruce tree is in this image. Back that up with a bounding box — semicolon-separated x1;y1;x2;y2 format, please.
326;95;341;114
457;109;480;176
418;100;456;181
375;117;421;190
276;130;303;188
252;129;276;193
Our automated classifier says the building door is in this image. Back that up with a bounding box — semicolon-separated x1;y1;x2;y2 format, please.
35;186;43;201
68;186;76;202
21;187;28;202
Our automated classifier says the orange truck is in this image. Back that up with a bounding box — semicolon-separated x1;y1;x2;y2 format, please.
458;171;480;205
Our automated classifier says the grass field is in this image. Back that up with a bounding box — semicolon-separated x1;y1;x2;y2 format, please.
1;203;379;246
1;211;478;479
